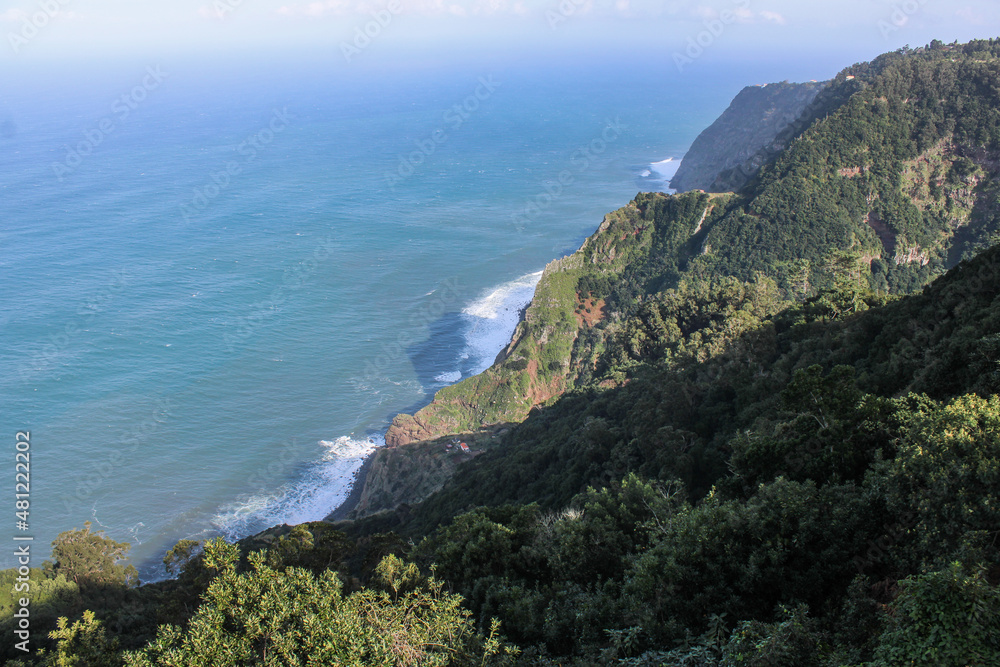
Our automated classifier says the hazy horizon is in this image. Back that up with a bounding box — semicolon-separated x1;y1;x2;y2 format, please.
4;0;1000;576
2;0;998;71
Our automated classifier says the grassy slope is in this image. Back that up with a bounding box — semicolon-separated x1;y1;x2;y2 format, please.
374;42;1000;516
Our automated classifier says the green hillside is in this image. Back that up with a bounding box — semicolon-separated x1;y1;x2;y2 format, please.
4;39;1000;667
384;39;1000;469
13;179;998;667
669;79;828;193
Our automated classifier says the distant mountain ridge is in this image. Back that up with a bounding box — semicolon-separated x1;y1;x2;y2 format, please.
10;39;1000;667
670;80;828;193
374;39;1000;510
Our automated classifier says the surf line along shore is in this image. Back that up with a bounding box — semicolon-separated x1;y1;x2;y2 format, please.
322;272;544;522
323;452;375;522
324;157;683;522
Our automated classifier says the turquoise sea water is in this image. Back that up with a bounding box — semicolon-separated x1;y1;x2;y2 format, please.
0;53;826;578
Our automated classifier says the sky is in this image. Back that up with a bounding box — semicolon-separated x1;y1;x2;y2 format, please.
1;0;998;72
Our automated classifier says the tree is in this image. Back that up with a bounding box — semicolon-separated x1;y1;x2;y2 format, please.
878;394;1000;570
162;540;200;577
46;522;138;590
790;259;812;299
126;546;517;666
868;563;1000;666
37;610;122;667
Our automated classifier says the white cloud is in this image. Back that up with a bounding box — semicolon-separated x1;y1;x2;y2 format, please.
760;10;786;25
690;5;785;26
0;9;28;22
1;7;77;22
271;0;356;18
267;0;703;20
956;6;986;25
270;0;599;19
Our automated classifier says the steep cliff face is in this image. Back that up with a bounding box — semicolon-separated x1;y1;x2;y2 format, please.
671;81;827;193
382;81;845;450
346;427;507;520
364;44;1000;517
384;194;708;447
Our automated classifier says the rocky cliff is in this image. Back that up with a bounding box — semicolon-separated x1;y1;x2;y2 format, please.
670;80;827;193
362;45;1000;517
384;198;669;447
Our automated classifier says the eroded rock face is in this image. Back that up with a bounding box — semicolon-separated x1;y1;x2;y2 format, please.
383;194;684;449
671;81;828;193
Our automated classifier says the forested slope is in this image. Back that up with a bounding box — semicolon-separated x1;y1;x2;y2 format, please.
4;39;1000;667
12;179;998;666
670;80;828;193
378;39;1000;518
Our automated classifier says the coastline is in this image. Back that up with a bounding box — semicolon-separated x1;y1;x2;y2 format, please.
325;278;538;520
319;173;674;524
648;156;682;193
324;450;377;522
492;301;530;366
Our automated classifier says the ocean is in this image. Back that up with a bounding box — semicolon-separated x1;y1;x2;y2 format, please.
0;52;815;579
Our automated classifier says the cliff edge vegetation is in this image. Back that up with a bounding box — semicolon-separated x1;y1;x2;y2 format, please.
670;79;829;193
384;38;1000;470
4;39;1000;667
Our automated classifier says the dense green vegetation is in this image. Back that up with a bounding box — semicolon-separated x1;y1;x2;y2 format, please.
8;234;1000;665
388;39;1000;451
693;38;1000;286
668;79;828;193
5;40;1000;666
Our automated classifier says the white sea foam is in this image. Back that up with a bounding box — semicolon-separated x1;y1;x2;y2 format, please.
460;270;543;375
211;434;382;539
213;272;544;541
648;157;682;193
463;270;544;320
